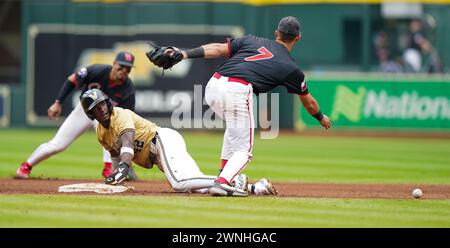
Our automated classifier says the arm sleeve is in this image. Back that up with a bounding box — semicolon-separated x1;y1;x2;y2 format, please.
55;79;76;103
72;65;95;88
282;69;309;95
227;35;248;58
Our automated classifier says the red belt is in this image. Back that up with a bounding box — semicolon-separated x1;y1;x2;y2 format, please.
213;72;250;86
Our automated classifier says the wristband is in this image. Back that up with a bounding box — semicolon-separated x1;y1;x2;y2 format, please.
313;111;324;121
120;147;134;156
185;47;205;58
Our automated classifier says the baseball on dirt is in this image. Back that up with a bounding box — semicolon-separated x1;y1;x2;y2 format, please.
412;189;423;199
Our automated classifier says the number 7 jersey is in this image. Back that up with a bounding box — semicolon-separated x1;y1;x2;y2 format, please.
96;107;159;168
216;35;309;95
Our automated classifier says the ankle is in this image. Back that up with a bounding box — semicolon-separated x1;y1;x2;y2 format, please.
216;177;229;185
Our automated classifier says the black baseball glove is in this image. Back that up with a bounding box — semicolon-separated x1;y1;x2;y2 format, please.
145;41;183;70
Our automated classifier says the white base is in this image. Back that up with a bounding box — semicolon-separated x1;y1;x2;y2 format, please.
58;183;134;194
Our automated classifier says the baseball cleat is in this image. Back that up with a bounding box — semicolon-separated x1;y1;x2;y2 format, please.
253;178;278;195
16;162;32;179
232;174;248;192
210;181;248;197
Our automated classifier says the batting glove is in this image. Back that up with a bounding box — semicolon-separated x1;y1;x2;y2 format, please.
105;162;130;185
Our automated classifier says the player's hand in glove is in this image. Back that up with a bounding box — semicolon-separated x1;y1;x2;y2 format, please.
105;162;130;185
145;41;184;70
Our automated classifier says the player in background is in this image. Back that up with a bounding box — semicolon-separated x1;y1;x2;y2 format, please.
17;52;138;180
81;88;277;196
148;16;332;196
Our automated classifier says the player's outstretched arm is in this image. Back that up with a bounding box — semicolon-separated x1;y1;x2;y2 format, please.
119;130;135;165
298;94;332;129
181;43;228;59
105;130;135;185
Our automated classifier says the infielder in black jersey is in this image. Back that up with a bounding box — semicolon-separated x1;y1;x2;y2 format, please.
17;51;138;180
149;16;332;196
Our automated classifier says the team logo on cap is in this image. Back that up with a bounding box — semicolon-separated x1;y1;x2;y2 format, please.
124;53;133;62
87;91;98;101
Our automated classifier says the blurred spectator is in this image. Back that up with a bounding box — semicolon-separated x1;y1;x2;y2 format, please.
373;31;403;73
402;19;443;73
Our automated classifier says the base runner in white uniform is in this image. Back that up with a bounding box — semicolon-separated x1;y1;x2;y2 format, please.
80;88;276;196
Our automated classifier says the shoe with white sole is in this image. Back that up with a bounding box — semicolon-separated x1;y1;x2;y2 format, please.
232;174;248;192
210;181;249;197
252;178;278;195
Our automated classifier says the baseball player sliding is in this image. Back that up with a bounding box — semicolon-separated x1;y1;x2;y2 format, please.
80;88;277;196
146;16;332;196
17;52;138;180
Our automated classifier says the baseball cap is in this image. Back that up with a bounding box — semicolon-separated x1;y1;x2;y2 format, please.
277;16;301;37
114;51;135;67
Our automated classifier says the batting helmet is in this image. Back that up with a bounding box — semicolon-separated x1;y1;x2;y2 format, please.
80;88;113;120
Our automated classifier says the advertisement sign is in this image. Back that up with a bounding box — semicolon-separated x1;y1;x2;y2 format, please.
26;24;244;126
298;79;450;130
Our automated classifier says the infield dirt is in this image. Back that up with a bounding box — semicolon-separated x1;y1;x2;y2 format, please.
1;178;449;199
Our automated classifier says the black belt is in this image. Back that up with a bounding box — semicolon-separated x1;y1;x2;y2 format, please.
151;132;158;145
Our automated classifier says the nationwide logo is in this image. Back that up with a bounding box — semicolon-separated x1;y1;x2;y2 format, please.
331;85;366;122
330;85;450;122
76;41;192;86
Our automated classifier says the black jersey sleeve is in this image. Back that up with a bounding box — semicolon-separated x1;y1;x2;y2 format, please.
282;69;309;95
227;35;250;58
71;65;96;88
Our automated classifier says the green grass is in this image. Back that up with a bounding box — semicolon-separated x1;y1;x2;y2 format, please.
1;129;449;184
1;128;450;227
1;195;450;227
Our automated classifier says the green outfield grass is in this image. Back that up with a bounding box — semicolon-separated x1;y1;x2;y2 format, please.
1;129;450;227
1;129;449;184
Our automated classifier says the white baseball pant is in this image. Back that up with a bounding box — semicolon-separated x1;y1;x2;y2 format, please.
155;127;216;193
204;73;254;184
26;102;112;167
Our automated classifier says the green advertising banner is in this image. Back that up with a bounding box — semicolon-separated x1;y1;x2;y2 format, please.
297;77;450;131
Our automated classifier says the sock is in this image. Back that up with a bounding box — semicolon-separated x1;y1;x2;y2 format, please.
221;159;228;169
103;162;112;169
216;177;229;185
22;161;32;169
